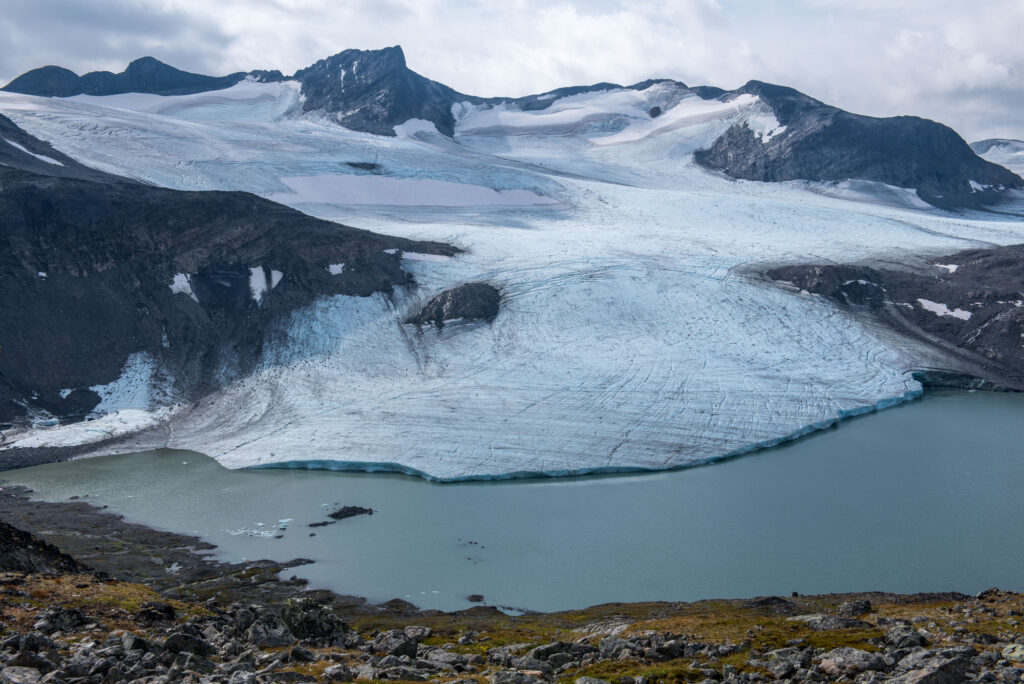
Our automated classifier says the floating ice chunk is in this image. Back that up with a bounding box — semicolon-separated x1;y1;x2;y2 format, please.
327;263;345;275
917;298;972;320
170;273;198;302
249;266;268;303
3;138;64;166
935;264;958;273
270;269;284;288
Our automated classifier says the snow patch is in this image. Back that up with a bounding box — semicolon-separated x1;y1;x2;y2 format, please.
59;389;72;399
745;110;787;143
37;271;47;279
969;180;993;192
383;248;398;254
3;138;64;165
249;266;268;303
270;269;284;288
169;273;198;302
402;252;452;263
935;264;959;273
327;263;345;275
917;299;972;320
394;118;440;137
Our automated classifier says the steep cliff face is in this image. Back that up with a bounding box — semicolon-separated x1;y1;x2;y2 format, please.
695;82;1023;209
0;115;457;424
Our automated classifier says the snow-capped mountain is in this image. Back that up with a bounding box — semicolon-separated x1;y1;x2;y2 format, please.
2;47;1024;479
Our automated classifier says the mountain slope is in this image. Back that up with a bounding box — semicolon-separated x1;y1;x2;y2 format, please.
0;114;455;426
2;57;252;97
293;46;471;136
694;81;1023;209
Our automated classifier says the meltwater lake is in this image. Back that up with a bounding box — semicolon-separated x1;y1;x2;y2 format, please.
4;390;1023;613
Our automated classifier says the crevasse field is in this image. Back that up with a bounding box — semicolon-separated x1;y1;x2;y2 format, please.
4;80;1024;480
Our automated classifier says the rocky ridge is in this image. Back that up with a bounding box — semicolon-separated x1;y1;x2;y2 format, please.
4;49;1020;208
767;242;1024;391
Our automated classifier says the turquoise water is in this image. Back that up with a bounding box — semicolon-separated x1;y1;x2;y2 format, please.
4;390;1023;612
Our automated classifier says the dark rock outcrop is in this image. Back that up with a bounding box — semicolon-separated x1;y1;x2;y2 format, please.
292;46;468;137
696;81;1023;209
0;115;457;425
767;243;1024;390
0;520;86;574
406;283;501;328
2;57;253;97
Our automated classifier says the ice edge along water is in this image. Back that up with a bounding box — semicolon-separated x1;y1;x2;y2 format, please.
1;80;1022;480
245;387;924;483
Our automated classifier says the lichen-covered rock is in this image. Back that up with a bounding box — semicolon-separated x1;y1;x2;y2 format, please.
818;647;885;677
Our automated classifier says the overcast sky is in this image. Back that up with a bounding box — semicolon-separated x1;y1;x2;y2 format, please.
1;0;1022;140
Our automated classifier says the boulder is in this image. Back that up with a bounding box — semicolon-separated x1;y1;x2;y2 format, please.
837;599;872;616
372;629;418;658
787;613;873;630
280;597;345;641
818;647;885;677
0;667;44;684
403;625;433;642
163;632;215;656
246;613;297;648
886;625;930;649
33;607;86;634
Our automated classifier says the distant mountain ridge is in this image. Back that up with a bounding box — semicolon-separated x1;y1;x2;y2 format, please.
4;46;1022;208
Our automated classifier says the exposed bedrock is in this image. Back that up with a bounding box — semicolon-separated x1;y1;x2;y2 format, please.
767;243;1024;390
695;81;1023;209
405;283;502;328
0;115;458;424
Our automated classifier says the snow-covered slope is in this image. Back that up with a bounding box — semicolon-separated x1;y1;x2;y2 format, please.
973;139;1024;176
3;81;1024;480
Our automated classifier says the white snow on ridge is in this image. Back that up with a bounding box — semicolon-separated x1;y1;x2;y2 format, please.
917;299;972;320
935;263;958;273
327;263;345;275
249;266;268;303
169;273;198;302
3;82;1024;478
3;138;64;165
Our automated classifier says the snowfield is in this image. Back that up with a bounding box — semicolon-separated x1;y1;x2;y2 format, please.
3;81;1024;479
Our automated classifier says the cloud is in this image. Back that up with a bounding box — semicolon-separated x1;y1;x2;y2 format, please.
1;0;1021;140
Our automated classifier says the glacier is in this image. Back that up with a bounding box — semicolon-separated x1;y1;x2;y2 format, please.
3;81;1024;480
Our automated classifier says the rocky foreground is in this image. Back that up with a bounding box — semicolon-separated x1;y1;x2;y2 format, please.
0;496;1022;683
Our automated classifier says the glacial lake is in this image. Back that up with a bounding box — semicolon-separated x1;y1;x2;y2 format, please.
3;390;1024;613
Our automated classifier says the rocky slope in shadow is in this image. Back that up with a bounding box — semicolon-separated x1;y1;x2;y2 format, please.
0;115;457;425
767;244;1024;391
